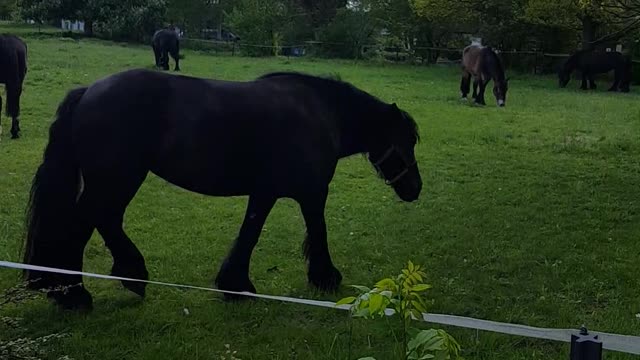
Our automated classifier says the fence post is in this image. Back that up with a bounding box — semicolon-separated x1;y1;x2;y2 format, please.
570;326;602;360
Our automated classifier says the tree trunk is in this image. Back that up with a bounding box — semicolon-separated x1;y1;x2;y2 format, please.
581;16;596;50
84;20;94;37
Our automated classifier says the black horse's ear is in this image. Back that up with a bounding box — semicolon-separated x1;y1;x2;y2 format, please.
391;102;399;110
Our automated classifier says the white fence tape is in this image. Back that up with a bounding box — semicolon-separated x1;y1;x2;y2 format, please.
1;260;639;355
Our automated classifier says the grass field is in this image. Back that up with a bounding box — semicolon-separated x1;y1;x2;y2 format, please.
1;22;640;359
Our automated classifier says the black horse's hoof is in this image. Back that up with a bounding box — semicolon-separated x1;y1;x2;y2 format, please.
215;262;256;301
122;280;146;297
47;285;93;312
10;131;19;139
111;262;149;297
308;264;342;292
216;279;256;302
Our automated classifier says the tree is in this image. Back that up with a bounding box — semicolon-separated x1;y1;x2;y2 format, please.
360;0;419;49
18;0;66;27
525;0;640;50
164;0;234;35
227;0;289;55
294;0;348;39
0;0;17;19
410;0;529;50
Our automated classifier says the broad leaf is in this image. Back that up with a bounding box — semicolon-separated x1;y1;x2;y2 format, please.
411;284;432;292
335;296;357;306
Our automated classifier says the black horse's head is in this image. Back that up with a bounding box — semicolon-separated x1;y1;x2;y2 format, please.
493;78;509;107
368;103;422;202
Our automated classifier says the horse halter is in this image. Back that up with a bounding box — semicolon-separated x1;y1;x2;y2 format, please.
371;146;417;185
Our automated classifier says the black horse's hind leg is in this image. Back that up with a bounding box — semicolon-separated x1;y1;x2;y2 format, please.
171;41;180;71
170;50;180;72
588;74;596;90
161;49;170;71
45;192;97;311
152;45;160;68
299;189;342;291
215;195;276;300
85;171;149;296
460;71;471;100
9;86;22;139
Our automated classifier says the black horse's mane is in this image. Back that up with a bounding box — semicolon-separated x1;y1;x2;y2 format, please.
483;47;505;81
257;71;420;143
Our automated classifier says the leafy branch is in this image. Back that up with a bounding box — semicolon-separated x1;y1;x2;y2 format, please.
337;261;463;360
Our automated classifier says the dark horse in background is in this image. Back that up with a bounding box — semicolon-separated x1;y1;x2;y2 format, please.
460;44;509;107
558;49;631;92
152;28;181;71
0;35;27;139
22;69;422;310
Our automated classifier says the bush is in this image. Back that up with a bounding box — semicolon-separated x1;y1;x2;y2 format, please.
317;8;377;59
227;0;286;57
93;0;166;43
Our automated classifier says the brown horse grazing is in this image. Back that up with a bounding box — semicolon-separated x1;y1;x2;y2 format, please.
0;34;28;139
460;44;509;107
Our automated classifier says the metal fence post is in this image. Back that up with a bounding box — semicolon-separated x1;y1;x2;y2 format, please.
570;326;603;360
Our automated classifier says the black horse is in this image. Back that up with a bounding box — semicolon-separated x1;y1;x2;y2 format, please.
0;34;27;139
22;69;422;310
558;49;631;92
152;29;180;71
460;44;509;107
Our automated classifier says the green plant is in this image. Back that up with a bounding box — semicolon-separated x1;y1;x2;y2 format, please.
337;261;463;360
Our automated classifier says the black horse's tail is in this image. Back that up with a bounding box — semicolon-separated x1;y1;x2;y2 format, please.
23;87;88;288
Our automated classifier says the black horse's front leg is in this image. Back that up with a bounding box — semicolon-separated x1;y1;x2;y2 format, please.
609;69;621;91
580;73;589;90
299;189;342;291
10;116;20;139
588;74;597;90
474;79;488;106
215;195;276;300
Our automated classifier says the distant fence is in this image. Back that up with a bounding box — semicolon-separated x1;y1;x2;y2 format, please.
179;37;640;83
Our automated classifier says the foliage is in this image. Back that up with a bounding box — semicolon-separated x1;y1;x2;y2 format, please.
318;7;376;59
17;0;166;41
227;0;288;56
18;0;63;25
337;262;463;360
0;0;17;19
91;0;167;42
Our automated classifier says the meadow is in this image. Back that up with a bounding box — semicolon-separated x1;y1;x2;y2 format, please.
1;23;639;359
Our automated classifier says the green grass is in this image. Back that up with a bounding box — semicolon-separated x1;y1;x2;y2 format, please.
1;22;640;359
